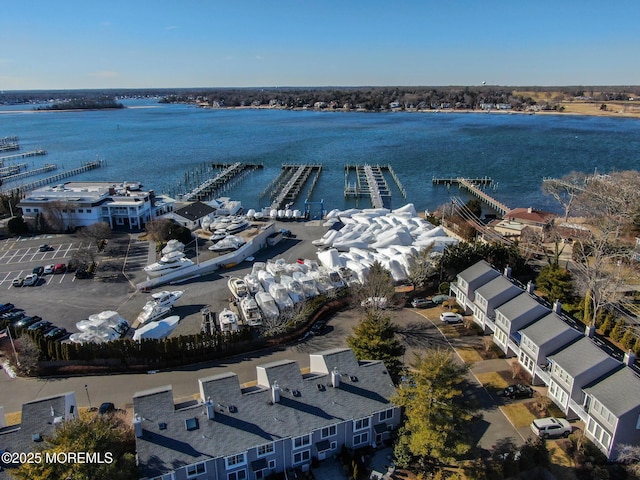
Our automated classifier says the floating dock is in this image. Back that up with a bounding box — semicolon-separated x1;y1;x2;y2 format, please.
344;164;407;209
181;162;261;202
267;164;322;210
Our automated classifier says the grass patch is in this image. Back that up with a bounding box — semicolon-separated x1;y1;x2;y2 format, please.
457;347;483;364
475;371;509;389
499;402;536;428
548;442;579;480
4;410;21;426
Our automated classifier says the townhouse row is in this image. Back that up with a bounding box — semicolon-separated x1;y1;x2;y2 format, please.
451;260;640;459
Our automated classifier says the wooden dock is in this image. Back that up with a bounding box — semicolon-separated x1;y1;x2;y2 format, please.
181;162;261;202
1;164;57;183
344;164;392;209
0;163;29;177
432;176;493;186
0;149;47;164
456;178;510;215
267;164;322;209
6;160;104;195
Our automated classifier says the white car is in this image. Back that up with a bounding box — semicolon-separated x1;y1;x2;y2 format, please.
23;274;39;286
44;264;55;274
439;312;463;324
530;417;572;438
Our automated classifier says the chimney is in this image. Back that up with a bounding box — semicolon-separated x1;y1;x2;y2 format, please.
331;367;340;388
504;266;512;278
527;207;533;214
585;324;595;338
205;398;215;420
271;381;281;403
133;414;143;438
526;281;535;294
624;350;636;367
553;301;562;314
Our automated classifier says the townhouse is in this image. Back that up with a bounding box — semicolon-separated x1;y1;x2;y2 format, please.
450;260;640;460
132;348;401;480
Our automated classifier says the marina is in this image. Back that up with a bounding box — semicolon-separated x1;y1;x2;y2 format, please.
8;160;105;195
264;163;322;210
0;149;47;163
344;164;407;209
180;162;262;202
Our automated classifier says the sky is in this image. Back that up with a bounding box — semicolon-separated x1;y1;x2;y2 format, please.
1;0;639;90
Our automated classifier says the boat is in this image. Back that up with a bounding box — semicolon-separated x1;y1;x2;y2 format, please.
239;297;262;327
257;270;276;290
149;290;184;308
208;235;246;252
136;303;172;325
268;283;294;310
226;219;249;234
255;292;279;321
292;272;320;297
218;308;240;333
133;315;180;341
161;239;184;256
265;258;288;276
279;275;306;303
292;209;302;220
246;208;256;219
270;209;277;219
160;250;185;263
144;255;195;277
243;273;262;294
328;270;346;289
209;229;227;242
253;211;264;220
228;277;249;300
309;270;332;294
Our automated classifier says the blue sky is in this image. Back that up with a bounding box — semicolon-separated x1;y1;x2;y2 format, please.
2;0;639;90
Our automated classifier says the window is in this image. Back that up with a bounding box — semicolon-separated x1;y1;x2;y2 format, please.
33;208;39;213
78;209;84;213
353;432;369;446
519;351;534;373
186;462;206;478
257;443;274;457
87;209;92;213
330;441;337;451
293;450;310;465
268;459;276;469
552;364;571;385
494;329;507;347
353;417;370;431
227;470;246;480
25;208;31;213
225;453;246;468
590;398;615;426
379;409;394;422
293;435;311;449
321;425;337;438
496;312;508;327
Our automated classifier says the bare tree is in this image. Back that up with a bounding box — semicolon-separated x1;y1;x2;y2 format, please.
78;221;111;249
407;244;437;288
542;171;587;222
352;261;397;311
42;200;66;232
617;444;640;476
144;218;171;243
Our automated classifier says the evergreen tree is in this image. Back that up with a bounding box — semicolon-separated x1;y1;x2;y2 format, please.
346;310;405;383
393;349;474;471
535;264;575;304
610;319;626;342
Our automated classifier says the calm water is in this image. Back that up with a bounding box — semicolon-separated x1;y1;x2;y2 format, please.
1;100;639;215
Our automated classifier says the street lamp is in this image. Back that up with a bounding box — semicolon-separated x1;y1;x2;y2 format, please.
84;384;92;409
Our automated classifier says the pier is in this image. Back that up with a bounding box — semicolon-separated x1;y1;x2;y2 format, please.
432;176;493;186
456;177;510;215
0;149;47;164
1;164;57;183
267;164;322;209
181;163;261;202
6;160;104;195
344;164;400;209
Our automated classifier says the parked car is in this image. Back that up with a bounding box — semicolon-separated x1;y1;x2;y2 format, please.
23;274;39;286
0;303;15;314
98;402;115;415
432;294;451;305
44;327;67;340
440;312;463;324
411;297;436;308
53;263;66;274
39;244;53;252
1;310;25;322
12;277;24;287
28;320;52;332
530;417;572;438
32;266;44;276
14;316;38;328
503;384;534;399
44;264;55;274
311;321;329;336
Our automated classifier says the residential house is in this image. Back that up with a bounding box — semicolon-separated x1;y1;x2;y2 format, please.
517;308;582;385
547;337;621;421
583;363;640;459
0;392;78;479
165;201;217;230
472;274;523;332
132;348;400;480
492;207;556;241
449;260;501;315
493;288;550;356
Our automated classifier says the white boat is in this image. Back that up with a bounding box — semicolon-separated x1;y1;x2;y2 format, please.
253;211;264;220
208;235;246;251
284;209;293;220
257;270;276;290
144;255;195;277
270;209;278;219
239;297;262;327
309;270;332;294
136;303;172;325
73;311;129;343
292;272;320;298
277;209;285;219
292;209;302;220
268;283;294;310
209;229;227;242
133;315;180;341
255;292;279;321
150;290;184;308
226;219;249;234
160;250;185;263
161;239;184;255
328;270;346;289
243;274;262;294
279;275;306;303
218;308;240;333
265;258;288;276
228;277;249;300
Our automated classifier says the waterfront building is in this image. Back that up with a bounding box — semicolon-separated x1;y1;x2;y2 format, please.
17;182;175;231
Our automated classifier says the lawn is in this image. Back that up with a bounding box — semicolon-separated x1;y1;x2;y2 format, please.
456;346;483;364
474;371;510;389
500;402;536;428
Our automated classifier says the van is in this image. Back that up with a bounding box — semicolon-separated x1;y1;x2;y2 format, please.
53;263;66;274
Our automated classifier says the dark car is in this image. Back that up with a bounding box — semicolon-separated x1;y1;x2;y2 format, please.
32;266;45;276
39;244;53;252
44;327;67;340
0;303;15;314
98;402;115;415
411;297;436;308
503;384;534;399
27;320;52;332
310;321;329;336
1;310;25;322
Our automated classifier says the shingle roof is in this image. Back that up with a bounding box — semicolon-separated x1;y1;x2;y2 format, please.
475;276;523;304
549;337;621;378
495;293;550;324
173;201;216;222
520;312;582;347
133;349;397;479
457;260;501;285
584;366;640;418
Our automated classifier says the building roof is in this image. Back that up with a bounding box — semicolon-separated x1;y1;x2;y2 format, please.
520;312;582;347
504;207;556;225
584;366;640;418
133;349;397;478
457;260;501;286
549;337;621;379
495;292;550;324
173;201;217;222
475;276;523;304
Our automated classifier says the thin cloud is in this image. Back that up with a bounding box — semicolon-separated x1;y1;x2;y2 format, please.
255;55;264;61
165;25;180;30
88;71;119;78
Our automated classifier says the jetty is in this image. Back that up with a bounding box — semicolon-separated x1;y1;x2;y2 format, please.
6;160;104;195
344;164;408;209
181;163;261;202
265;164;322;209
0;149;47;164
